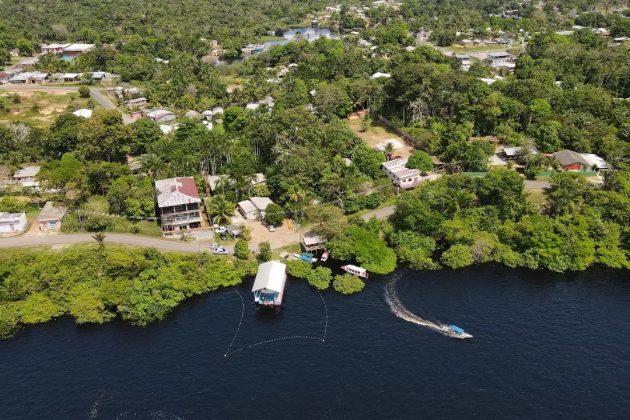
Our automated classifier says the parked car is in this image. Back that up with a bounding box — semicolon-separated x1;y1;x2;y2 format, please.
267;224;276;232
220;232;227;240
214;226;227;234
212;245;228;255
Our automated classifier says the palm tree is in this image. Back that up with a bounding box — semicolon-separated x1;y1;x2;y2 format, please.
92;232;106;252
142;153;163;180
384;142;395;160
207;195;234;226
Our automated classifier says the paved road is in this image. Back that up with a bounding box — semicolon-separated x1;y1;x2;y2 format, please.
89;87;134;124
0;233;230;254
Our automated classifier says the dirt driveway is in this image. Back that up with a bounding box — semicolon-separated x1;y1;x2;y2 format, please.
231;212;302;251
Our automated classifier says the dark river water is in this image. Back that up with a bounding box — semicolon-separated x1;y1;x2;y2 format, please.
1;266;629;419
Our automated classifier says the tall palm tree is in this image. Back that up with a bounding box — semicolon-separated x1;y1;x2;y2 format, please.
207;195;234;226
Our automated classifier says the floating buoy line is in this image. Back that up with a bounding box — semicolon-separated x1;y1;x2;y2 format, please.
224;288;328;358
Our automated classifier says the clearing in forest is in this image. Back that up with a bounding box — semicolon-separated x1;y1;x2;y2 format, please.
347;112;414;158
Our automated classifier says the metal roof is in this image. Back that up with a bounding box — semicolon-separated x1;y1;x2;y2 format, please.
252;261;287;293
155;177;201;208
38;202;67;220
13;166;40;178
552;150;590;167
249;196;273;212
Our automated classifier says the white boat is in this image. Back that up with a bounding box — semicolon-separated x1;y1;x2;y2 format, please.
341;264;368;278
438;324;473;339
320;251;329;262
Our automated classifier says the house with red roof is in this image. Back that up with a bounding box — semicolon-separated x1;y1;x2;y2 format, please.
155;177;203;236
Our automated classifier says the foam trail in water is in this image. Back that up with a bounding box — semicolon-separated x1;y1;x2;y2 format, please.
384;278;455;338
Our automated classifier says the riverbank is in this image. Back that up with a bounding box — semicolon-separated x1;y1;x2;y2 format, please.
0;245;252;339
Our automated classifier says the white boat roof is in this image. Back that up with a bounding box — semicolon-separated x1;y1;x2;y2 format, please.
344;264;367;274
252;261;287;293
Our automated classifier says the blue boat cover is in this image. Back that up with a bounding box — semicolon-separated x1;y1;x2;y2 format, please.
449;325;465;334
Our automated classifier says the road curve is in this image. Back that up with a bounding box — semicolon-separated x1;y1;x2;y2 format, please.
0;233;222;253
89;87;134;124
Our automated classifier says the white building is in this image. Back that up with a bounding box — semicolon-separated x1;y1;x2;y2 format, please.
9;71;48;84
382;158;421;189
0;212;27;233
237;196;274;220
13;166;40;188
41;43;70;54
252;261;287;307
485;52;515;70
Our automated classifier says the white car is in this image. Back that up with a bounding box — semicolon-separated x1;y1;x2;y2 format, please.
212;246;228;255
267;224;276;232
214;226;227;234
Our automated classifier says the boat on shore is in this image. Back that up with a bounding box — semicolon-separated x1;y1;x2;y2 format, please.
320;251;329;262
341;264;368;278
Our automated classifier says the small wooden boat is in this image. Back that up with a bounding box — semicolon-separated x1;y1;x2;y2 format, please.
320;251;330;262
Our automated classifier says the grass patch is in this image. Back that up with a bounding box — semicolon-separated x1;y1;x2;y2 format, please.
0;90;92;128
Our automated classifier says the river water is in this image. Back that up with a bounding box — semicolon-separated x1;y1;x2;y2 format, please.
1;266;629;419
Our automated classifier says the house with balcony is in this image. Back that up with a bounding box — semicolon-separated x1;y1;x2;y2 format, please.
155;177;203;236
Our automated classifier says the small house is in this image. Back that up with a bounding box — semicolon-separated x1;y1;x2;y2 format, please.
41;43;66;54
552;150;591;172
37;202;67;231
62;73;81;82
13;165;41;188
237;196;274;221
252;261;287;308
125;97;147;109
237;199;258;220
146;109;177;123
62;43;95;58
0;212;27;233
301;232;326;252
382;158;421;189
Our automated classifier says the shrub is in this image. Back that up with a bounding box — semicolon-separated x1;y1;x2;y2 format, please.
406;150;433;172
234;239;250;260
333;274;365;295
306;266;332;290
286;259;311;279
78;86;90;98
441;244;474;269
257;241;272;263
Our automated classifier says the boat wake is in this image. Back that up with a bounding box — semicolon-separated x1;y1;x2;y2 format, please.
384;278;472;339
